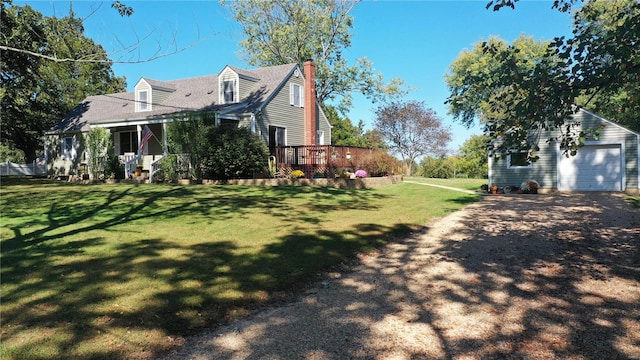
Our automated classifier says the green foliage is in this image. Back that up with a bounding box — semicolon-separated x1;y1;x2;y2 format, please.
222;0;407;112
374;100;451;176
324;105;367;147
104;152;124;179
201;126;269;180
84;128;111;181
0;142;26;163
0;3;126;161
457;134;489;178
154;155;180;183
448;0;640;158
166;112;216;180
558;0;640;133
418;156;458;179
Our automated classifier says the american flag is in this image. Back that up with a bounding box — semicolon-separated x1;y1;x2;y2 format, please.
138;125;154;154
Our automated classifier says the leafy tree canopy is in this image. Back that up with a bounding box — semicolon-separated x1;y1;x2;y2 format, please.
221;0;407;113
1;2;126;161
374;100;451;176
446;0;639;159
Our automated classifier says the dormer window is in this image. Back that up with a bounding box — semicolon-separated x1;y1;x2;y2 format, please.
137;90;150;112
223;80;236;103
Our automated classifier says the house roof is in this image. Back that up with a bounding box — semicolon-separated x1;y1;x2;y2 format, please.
48;63;298;134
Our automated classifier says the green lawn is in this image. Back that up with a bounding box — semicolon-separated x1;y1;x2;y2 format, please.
404;177;487;191
1;178;480;359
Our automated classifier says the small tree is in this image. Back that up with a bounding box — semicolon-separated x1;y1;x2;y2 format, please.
85;127;111;180
166;112;216;181
374;100;451;176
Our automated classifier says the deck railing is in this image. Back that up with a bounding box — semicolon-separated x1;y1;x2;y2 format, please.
272;145;380;177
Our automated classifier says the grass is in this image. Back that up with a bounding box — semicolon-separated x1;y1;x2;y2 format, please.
404;177;487;191
0;177;481;359
626;194;640;208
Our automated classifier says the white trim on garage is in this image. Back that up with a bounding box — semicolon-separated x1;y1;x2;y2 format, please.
557;141;625;191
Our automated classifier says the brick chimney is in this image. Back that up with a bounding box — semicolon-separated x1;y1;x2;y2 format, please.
303;60;317;145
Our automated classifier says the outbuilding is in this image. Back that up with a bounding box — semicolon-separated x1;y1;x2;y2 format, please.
488;109;639;193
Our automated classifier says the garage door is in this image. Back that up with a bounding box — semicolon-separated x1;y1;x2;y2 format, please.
557;144;622;191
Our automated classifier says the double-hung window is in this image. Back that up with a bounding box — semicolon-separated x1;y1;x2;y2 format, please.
61;137;74;159
137;90;150;111
290;83;303;107
223;80;236;103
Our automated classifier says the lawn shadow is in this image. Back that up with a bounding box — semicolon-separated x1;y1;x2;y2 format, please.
2;181;414;359
158;193;640;359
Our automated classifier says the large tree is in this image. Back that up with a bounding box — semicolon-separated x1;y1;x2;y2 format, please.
221;0;406;112
449;0;639;159
1;3;126;161
561;0;640;132
374;100;451;176
445;35;573;158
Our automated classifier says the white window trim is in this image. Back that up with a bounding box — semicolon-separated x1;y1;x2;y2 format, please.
289;83;303;107
136;90;151;112
506;152;533;169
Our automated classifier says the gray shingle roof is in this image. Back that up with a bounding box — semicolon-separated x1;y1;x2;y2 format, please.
48;63;298;134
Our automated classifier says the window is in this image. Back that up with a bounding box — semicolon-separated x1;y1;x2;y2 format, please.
223;80;236;103
118;131;139;154
290;83;303;107
137;90;150;111
269;126;286;148
507;152;532;168
61;137;75;159
317;130;325;145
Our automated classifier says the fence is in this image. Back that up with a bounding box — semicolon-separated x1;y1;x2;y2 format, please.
0;161;47;176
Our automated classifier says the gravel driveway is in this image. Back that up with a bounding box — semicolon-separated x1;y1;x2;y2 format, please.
159;193;639;360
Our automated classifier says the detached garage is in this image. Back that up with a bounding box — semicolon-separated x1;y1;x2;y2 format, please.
488;110;639;193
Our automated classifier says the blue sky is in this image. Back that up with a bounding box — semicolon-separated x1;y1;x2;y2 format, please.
22;0;575;152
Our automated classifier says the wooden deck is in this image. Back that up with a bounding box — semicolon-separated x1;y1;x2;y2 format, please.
272;145;380;178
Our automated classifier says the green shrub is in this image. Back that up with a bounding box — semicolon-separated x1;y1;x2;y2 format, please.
201;126;268;180
0;142;26;163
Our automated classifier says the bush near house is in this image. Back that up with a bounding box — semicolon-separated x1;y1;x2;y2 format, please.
201;126;269;180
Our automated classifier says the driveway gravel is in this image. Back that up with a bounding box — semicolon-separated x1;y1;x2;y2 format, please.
159;192;640;360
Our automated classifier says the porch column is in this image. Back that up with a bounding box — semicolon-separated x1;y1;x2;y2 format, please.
162;122;168;156
136;124;142;156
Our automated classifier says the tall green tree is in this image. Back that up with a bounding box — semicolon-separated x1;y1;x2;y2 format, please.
1;3;126;161
453;0;640;159
221;0;406;112
560;0;640;132
457;134;489;178
374;100;451;176
324;105;369;147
